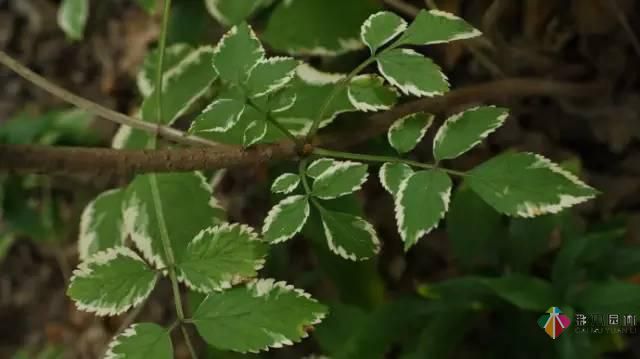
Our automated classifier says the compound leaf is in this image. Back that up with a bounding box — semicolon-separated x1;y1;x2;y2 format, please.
192;279;327;353
379;162;414;196
400;9;482;46
79;188;126;261
319;208;381;261
347;75;397;112
377;49;449;97
262;195;310;244
271;173;301;194
468;152;598;217
67;247;158;316
395;170;452;250
105;323;172;359
388;112;434;153
433;106;509;161
312;161;369;200
177;224;267;293
213;22;265;84
361;11;407;54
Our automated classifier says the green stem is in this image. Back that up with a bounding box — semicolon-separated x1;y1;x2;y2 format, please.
149;1;199;358
313;148;467;177
245;97;301;147
298;158;312;195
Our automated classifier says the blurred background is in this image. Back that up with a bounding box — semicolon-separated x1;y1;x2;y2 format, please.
2;0;640;358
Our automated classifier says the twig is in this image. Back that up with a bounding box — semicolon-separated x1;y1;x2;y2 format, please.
0;50;229;149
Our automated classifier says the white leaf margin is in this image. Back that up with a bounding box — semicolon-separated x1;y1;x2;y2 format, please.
432;105;509;160
191;98;246;133
243;120;268;147
306;158;336;179
322;213;381;261
247;56;300;98
394;173;452;246
261;195;310;244
360;11;408;52
177;223;265;293
347;74;397;112
212;24;265;74
70;247;157;317
417;10;483;45
312;161;369;200
377;48;450;97
78;188;126;261
388;112;434;153
271;173;301;194
379;162;414;195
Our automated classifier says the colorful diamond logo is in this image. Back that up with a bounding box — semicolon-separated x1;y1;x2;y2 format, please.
538;307;571;339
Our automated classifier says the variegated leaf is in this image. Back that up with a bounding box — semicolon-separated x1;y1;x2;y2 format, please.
361;11;407;53
377;49;449;97
262;195;310;244
78;188;126;261
400;9;482;46
306;158;337;179
379;162;414;196
243;120;268;147
347;74;397;112
312;161;369;200
388;112;434;153
246;57;300;98
271;173;301;194
190;98;246;133
105;323;172;359
319;208;381;261
213;22;265;83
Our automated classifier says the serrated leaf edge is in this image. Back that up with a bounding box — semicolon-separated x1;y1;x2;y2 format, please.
247;57;300;98
78;188;126;261
123;191;166;269
321;213;381;261
212;24;265;72
377;48;449;97
312;161;369;200
262;195;310;244
271;173;301;194
347;74;398;112
191;98;246;133
296;63;345;85
243;120;268;147
360;11;408;53
417;10;483;44
388;112;434;153
306;158;336;179
379;162;413;195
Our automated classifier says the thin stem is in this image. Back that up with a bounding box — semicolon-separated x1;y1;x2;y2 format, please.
149;2;198;358
266;112;300;145
0;50;226;149
306;56;377;140
298;158;312;195
313;147;467;177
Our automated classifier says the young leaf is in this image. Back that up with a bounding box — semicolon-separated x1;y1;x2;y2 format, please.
141;47;217;125
213;23;265;84
361;11;408;54
205;0;271;26
58;0;89;40
79;188;126;261
177;224;268;293
243;119;268;147
247;57;299;98
271;173;301;194
262;195;310;243
264;0;380;56
67;247;158;316
467;152;598;217
137;44;193;97
312;161;369;200
319;208;381;261
193;279;327;353
347;75;397;112
400;9;482;46
388;112;434;153
377;49;449;97
379;162;414;196
307;158;337;179
433;106;509;161
395;170;452;250
190;98;246;133
105;323;172;359
123;173;226;269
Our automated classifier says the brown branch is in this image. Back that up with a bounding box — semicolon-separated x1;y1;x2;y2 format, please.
0;50;229;149
0;78;606;175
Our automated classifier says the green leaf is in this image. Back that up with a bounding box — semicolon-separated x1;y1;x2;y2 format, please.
468;152;598;217
347;75;398;112
112;125;151;150
67;247;158;316
78;188;126;261
263;0;380;56
433;106;509;161
190;98;246;133
135;0;156;14
262;195;310;243
319;208;381;261
137;44;193;97
574;280;640;314
388;112;434;153
243;119;268;147
177;224;267;293
404;310;471;359
246;57;299;98
213;23;265;84
58;0;88;40
377;49;449;97
400;9;482;46
307;158;337;179
192;279;327;353
447;186;502;269
204;0;271;26
271;173;301;194
360;11;407;54
269;90;298;113
379;162;414;196
105;323;172;359
395;170;452;250
312;161;369;200
481;274;555;311
123;172;226;269
141;47;217;125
